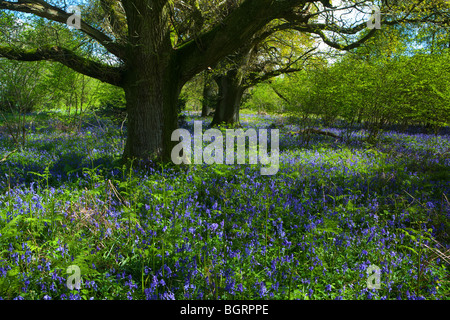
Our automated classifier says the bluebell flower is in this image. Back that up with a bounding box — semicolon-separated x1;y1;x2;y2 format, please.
161;291;175;300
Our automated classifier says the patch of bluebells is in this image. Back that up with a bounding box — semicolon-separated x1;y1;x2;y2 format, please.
0;112;448;300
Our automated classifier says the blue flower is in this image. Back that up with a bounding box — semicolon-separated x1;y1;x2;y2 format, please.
161;291;175;300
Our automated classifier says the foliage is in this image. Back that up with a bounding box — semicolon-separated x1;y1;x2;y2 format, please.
242;83;284;114
180;73;205;112
270;51;450;140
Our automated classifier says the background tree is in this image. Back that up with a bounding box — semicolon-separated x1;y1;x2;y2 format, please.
201;69;218;117
209;28;319;126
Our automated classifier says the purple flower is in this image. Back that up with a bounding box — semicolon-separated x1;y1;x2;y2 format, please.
209;223;219;232
258;282;267;298
161;291;175;300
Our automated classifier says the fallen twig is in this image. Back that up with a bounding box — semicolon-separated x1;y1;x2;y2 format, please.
0;149;17;162
289;128;342;140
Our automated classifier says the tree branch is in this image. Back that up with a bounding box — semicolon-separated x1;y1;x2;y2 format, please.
246;46;317;87
270;85;290;104
176;0;306;83
0;0;125;58
246;67;300;88
0;45;124;86
99;0;127;42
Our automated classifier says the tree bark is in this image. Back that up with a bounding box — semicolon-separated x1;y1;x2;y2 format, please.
121;1;181;163
122;57;182;163
201;72;217;117
211;70;246;126
211;71;246;126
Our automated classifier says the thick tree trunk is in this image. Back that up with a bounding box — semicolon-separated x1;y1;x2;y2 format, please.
201;98;209;118
121;47;183;162
211;70;246;126
122;72;179;163
121;1;181;163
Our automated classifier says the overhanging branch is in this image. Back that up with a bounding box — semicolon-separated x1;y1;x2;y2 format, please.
0;0;125;58
246;47;318;87
176;0;305;82
0;45;124;86
291;24;378;51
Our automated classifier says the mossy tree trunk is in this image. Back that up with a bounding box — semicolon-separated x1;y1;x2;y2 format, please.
211;70;246;126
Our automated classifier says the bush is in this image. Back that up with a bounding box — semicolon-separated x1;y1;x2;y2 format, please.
272;52;450;137
242;82;284;113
